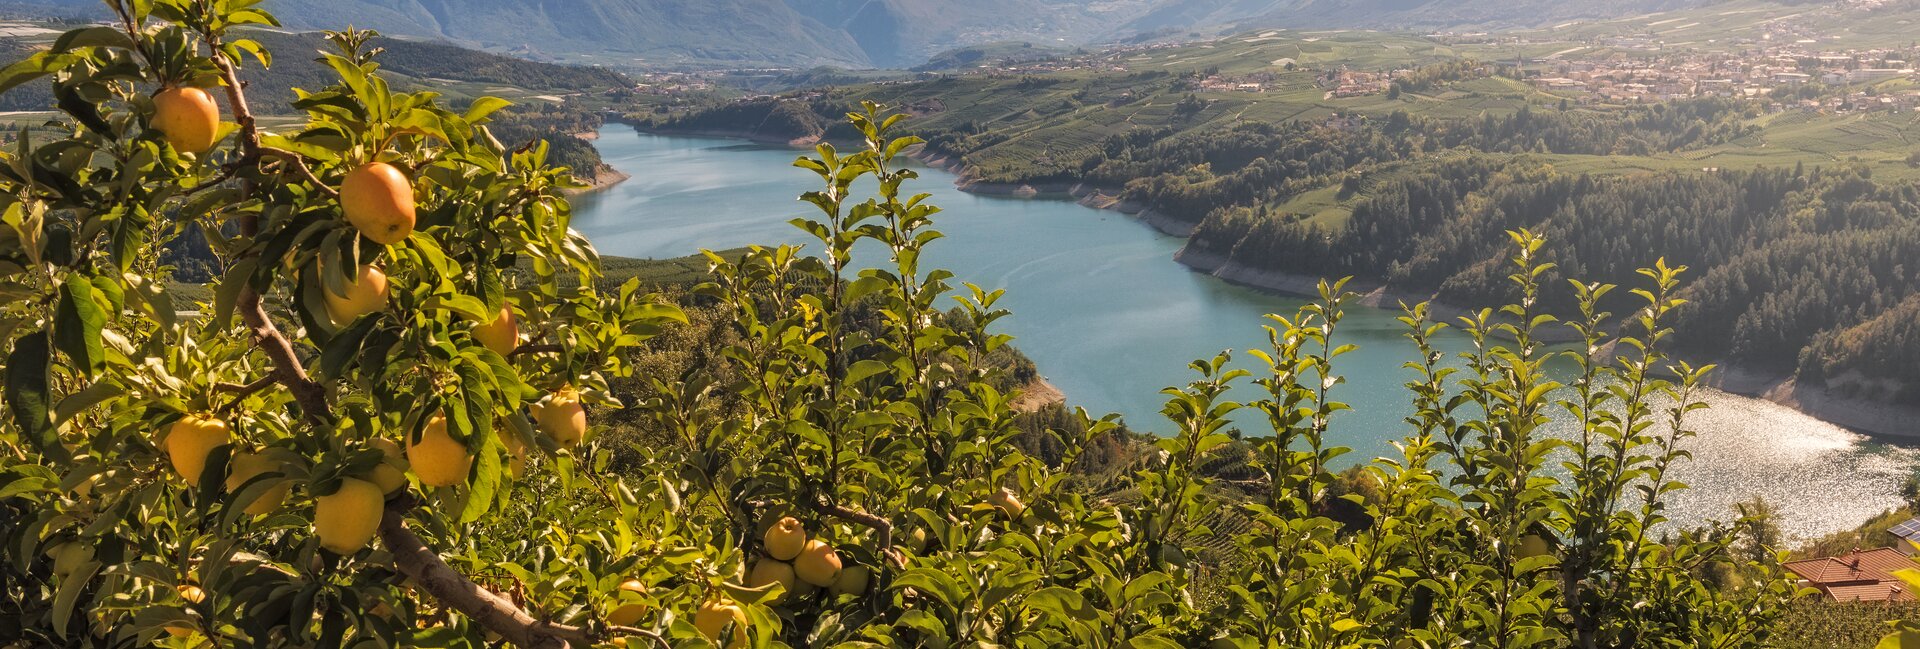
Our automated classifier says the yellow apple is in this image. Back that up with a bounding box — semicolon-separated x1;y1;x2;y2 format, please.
225;451;289;516
48;541;87;577
988;488;1026;519
607;578;649;626
748;559;799;603
1519;534;1552;560
531;387;587;447
829;564;870;597
764;516;806;561
472;305;519;356
408;415;472;488
166;413;230;484
314;478;384;554
368;438;409;495
323;264;389;326
694;598;748;647
497;426;529;478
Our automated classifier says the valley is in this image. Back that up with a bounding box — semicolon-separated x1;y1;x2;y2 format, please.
636;6;1920;443
5;1;1920;646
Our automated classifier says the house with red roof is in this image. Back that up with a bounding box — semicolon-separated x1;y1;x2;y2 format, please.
1782;548;1920;602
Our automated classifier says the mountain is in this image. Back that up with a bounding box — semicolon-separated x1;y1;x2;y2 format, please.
1230;0;1717;32
1;0;1729;68
1;0;872;67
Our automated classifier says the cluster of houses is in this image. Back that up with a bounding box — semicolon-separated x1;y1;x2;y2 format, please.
623;72;715;98
1523;44;1920;111
1785;517;1920;603
1322;70;1402;98
1195;71;1279;93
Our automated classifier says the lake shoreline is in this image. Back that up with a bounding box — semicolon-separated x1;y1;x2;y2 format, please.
1177;246;1920;440
567;164;631;195
631;124;1919;440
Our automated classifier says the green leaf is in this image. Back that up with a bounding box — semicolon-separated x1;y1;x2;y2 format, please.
0;51;80;97
891;568;963;611
6;330;61;461
50;26;136;52
463;97;512;123
459;414;503;524
50;556;99;639
1024;586;1096;621
54;277;106;376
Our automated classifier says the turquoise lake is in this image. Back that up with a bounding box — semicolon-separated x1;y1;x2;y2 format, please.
572;126;1915;541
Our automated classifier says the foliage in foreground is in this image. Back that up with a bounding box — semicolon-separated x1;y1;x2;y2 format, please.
0;4;1808;648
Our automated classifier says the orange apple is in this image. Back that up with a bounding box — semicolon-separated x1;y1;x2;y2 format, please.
341;162;416;244
151;86;220;154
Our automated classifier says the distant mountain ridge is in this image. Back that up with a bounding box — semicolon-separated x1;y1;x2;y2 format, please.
6;0;1723;68
1227;0;1719;32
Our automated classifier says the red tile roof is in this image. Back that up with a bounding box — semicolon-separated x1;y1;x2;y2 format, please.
1827;583;1914;603
1784;548;1920;602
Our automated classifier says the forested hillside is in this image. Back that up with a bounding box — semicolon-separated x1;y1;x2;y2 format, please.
1187;160;1920;401
652;56;1920;407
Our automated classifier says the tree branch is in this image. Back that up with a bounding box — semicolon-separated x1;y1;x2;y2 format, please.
508;343;564;358
204;32;330;424
379;494;592;649
808;497;901;567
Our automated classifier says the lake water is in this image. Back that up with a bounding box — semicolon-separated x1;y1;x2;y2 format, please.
572;126;1916;542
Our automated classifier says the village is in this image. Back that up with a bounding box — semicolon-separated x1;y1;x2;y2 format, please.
1519;42;1920;113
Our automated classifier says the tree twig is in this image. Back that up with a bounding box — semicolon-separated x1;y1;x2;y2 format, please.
259;146;339;198
213;375;276;413
509;343;564;358
606;626;670;649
